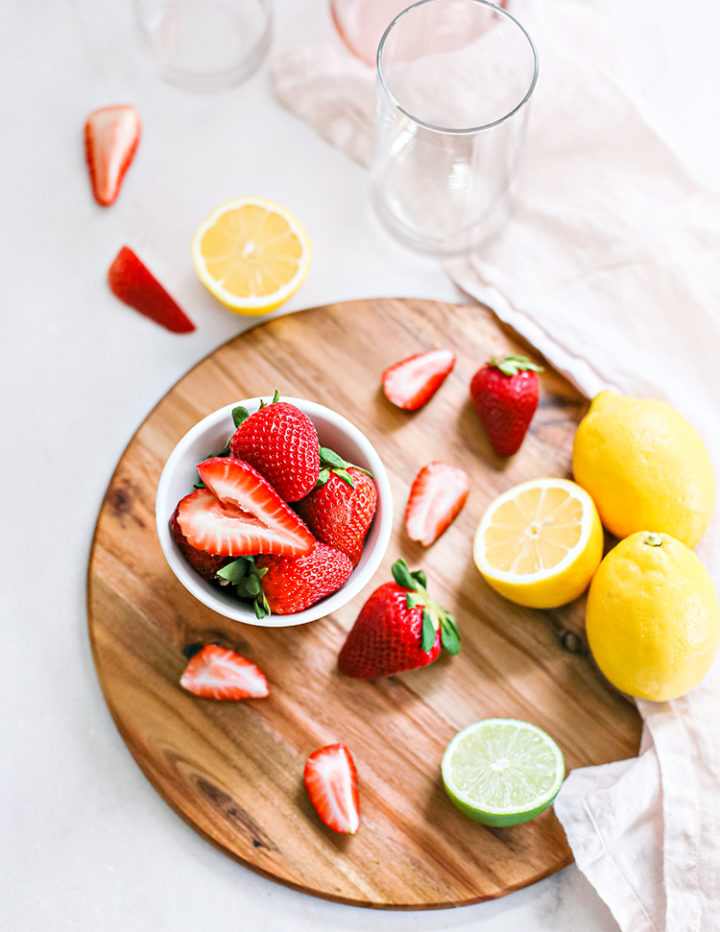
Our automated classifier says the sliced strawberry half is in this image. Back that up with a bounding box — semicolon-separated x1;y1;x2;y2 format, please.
405;461;470;546
382;349;455;410
177;458;315;557
170;504;230;579
85;104;141;206
180;645;269;700
304;743;360;834
108;246;195;334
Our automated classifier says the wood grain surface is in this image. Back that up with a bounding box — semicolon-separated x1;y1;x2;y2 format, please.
87;298;641;910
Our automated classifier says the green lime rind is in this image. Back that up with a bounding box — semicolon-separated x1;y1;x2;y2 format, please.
441;718;565;827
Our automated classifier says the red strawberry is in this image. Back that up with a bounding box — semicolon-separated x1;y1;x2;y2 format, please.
255;543;354;615
338;559;460;678
405;462;470;547
108;246;195;334
382;349;455;411
304;743;360;834
176;458;315;557
230;393;320;501
85;104;141;206
470;355;542;456
170;505;231;579
295;449;377;566
180;645;269;700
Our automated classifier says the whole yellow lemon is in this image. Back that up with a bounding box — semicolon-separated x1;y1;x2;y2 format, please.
586;532;719;701
572;391;715;548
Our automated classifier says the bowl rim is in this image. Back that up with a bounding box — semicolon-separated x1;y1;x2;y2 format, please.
155;396;393;627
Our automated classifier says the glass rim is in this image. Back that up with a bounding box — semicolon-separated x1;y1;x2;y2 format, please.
376;0;539;135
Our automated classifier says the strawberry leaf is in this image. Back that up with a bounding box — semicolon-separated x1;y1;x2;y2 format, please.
319;446;349;469
217;557;250;585
316;468;331;488
232;406;250;427
410;569;427;589
319;446;373;486
335;468;355;489
406;592;424;610
421;609;436;652
253;591;271;619
392;559;416;590
217;557;271;618
244;575;261;597
439;613;461;655
490;355;543;377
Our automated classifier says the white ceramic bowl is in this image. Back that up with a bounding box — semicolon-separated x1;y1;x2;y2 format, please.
155;397;393;627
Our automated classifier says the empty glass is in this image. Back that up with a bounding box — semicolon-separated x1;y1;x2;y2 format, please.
371;0;538;255
134;0;272;92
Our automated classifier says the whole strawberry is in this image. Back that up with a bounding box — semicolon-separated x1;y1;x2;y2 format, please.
256;543;354;615
170;505;230;580
338;559;460;678
470;355;542;456
229;391;320;501
295;448;377;566
217;543;354;617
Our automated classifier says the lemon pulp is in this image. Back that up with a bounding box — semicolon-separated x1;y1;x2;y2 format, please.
192;197;312;315
473;478;603;608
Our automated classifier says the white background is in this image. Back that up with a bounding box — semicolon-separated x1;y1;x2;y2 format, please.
2;1;717;929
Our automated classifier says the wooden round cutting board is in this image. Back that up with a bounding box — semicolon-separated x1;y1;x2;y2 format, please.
87;298;641;910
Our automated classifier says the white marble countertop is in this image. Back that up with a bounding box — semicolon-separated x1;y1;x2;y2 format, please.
3;0;717;929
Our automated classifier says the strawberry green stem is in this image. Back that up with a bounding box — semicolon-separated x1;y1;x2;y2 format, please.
489;355;543;377
390;559;460;655
316;446;373;489
217;556;271;618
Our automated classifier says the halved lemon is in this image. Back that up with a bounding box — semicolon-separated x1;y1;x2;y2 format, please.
473;478;603;608
191;197;312;315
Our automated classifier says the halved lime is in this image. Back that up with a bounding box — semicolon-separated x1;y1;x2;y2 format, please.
441;718;565;826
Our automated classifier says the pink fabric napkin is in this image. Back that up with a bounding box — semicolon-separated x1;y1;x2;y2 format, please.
271;3;720;928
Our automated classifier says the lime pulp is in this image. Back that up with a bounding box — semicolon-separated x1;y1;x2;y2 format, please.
441;718;565;826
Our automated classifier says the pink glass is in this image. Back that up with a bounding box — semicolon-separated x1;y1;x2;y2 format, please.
330;0;508;66
331;0;412;65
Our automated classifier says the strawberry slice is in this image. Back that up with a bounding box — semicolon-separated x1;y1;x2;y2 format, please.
108;246;195;333
85;104;141;206
304;744;360;834
170;504;230;579
180;645;269;700
405;461;470;546
177;458;315;557
382;349;455;410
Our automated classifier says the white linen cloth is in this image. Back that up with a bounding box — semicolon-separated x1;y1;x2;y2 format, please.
270;3;720;929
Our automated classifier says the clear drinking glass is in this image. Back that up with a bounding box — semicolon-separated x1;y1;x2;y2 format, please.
134;0;272;92
371;0;538;255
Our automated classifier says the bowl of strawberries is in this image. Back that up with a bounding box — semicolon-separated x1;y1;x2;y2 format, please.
156;393;393;626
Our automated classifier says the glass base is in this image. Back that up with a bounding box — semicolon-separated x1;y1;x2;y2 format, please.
371;185;512;257
135;0;272;94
